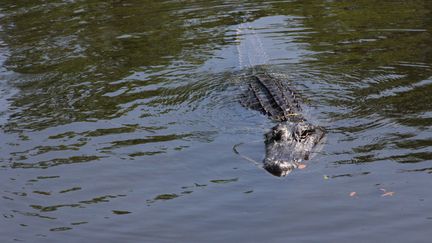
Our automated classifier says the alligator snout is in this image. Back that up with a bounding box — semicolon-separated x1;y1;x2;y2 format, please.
263;159;298;177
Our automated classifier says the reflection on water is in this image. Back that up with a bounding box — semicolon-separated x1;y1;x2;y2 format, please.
0;1;431;242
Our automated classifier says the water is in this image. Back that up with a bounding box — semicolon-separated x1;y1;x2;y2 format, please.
0;1;431;242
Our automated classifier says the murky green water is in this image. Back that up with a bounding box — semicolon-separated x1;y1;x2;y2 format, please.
1;1;431;242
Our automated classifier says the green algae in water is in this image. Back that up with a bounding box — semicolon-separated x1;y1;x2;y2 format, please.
154;193;179;200
112;210;131;215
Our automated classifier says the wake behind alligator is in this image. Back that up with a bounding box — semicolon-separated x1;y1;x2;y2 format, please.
236;22;325;177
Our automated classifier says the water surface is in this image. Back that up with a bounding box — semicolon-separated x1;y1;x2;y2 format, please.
0;1;431;242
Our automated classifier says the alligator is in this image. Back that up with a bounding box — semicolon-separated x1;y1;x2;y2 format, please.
241;72;325;176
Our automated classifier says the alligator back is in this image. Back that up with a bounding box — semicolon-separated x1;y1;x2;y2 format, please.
241;72;304;122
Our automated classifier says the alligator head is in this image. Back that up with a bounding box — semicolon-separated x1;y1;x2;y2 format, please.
263;122;325;177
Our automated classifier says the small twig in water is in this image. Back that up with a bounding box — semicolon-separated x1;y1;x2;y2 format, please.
233;143;261;167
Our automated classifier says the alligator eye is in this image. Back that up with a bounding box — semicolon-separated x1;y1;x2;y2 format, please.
273;130;283;141
300;129;313;139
